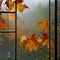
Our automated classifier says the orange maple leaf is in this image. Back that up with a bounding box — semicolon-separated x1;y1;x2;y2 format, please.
17;3;29;12
38;20;49;33
19;33;41;53
0;19;9;31
38;20;54;32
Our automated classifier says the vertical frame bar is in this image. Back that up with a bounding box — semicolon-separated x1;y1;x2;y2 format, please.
15;0;17;60
55;0;57;60
49;0;50;60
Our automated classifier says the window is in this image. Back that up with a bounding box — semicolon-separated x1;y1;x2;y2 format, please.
0;0;58;60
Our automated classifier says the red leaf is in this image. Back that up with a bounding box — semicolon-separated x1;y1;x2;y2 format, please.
30;33;40;46
17;0;24;3
35;40;40;46
30;33;37;41
42;33;49;42
5;1;9;7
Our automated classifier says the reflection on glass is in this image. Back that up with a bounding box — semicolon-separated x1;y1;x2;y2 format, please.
0;13;15;31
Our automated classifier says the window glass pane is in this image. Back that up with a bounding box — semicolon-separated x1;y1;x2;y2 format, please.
17;0;50;60
0;13;15;31
57;0;60;60
0;33;15;60
50;0;55;60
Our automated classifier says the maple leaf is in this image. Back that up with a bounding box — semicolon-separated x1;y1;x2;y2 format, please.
19;35;28;46
0;19;9;31
38;20;54;32
19;33;41;53
5;0;29;12
42;33;54;49
37;38;43;43
10;3;15;11
30;33;40;46
38;20;49;33
17;3;29;12
42;33;49;42
5;1;9;8
25;39;39;53
42;33;49;46
5;0;15;11
17;0;24;3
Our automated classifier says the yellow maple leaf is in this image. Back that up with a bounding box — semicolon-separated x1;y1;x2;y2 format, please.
38;20;54;33
5;0;15;11
0;19;9;31
25;40;39;53
19;35;27;46
10;3;15;11
17;3;29;12
38;20;49;33
20;35;27;42
19;34;41;53
37;38;43;43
